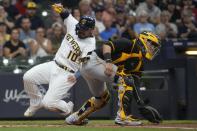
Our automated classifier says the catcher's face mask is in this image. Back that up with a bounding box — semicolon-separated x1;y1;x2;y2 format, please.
138;31;161;60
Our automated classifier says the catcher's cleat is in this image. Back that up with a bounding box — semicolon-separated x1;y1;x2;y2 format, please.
65;112;88;125
115;115;142;126
24;106;40;117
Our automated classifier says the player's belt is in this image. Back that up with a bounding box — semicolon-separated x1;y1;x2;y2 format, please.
54;60;75;73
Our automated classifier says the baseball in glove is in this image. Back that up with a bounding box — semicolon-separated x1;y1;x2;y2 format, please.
138;105;163;123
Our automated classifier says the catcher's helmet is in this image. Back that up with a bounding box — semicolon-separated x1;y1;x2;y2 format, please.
76;16;95;31
137;31;161;60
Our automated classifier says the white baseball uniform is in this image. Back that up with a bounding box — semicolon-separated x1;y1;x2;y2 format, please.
23;14;95;114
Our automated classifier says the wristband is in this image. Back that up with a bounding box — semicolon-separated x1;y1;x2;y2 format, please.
60;11;69;20
74;70;81;78
103;53;112;62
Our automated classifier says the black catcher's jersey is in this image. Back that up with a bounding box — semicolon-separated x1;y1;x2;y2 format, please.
95;38;144;76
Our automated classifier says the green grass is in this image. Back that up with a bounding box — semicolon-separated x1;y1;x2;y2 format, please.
0;120;196;131
0;127;189;131
0;120;196;125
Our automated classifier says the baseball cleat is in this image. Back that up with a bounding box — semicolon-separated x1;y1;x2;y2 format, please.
65;112;88;125
24;106;40;117
115;115;142;126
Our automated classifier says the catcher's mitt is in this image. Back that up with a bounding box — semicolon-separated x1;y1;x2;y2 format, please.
138;106;162;123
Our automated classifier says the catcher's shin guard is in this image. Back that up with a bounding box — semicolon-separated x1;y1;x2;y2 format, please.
76;90;110;122
117;83;133;119
115;76;142;125
121;76;162;123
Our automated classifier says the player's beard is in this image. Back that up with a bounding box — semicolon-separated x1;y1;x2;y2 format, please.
77;29;93;39
78;31;87;39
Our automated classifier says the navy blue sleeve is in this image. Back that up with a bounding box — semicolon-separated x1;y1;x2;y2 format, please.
74;70;81;78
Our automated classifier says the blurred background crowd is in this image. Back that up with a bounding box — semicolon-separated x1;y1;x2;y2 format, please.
0;0;196;60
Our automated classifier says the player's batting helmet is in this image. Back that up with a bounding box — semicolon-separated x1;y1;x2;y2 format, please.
137;31;161;60
76;16;95;31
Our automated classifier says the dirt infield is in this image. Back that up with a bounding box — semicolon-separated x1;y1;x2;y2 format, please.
0;121;197;130
91;123;197;130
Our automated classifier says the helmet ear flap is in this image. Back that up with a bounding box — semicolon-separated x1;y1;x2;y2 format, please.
75;24;80;35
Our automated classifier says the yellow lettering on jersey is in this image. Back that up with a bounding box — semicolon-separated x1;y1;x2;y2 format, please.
66;34;73;41
66;34;81;55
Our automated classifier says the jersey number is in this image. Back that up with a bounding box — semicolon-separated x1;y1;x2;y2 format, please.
67;51;78;62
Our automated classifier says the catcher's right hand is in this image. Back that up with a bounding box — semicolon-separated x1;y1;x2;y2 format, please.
52;3;64;14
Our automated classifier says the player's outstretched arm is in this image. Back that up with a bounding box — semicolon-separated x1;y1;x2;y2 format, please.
51;3;69;20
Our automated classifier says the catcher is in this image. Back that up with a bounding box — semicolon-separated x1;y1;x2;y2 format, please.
65;31;162;125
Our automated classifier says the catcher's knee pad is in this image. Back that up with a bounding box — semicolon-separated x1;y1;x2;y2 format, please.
77;90;110;121
117;86;133;119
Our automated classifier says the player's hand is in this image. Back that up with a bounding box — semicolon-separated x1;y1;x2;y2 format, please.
104;63;114;76
68;75;77;83
52;3;64;14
